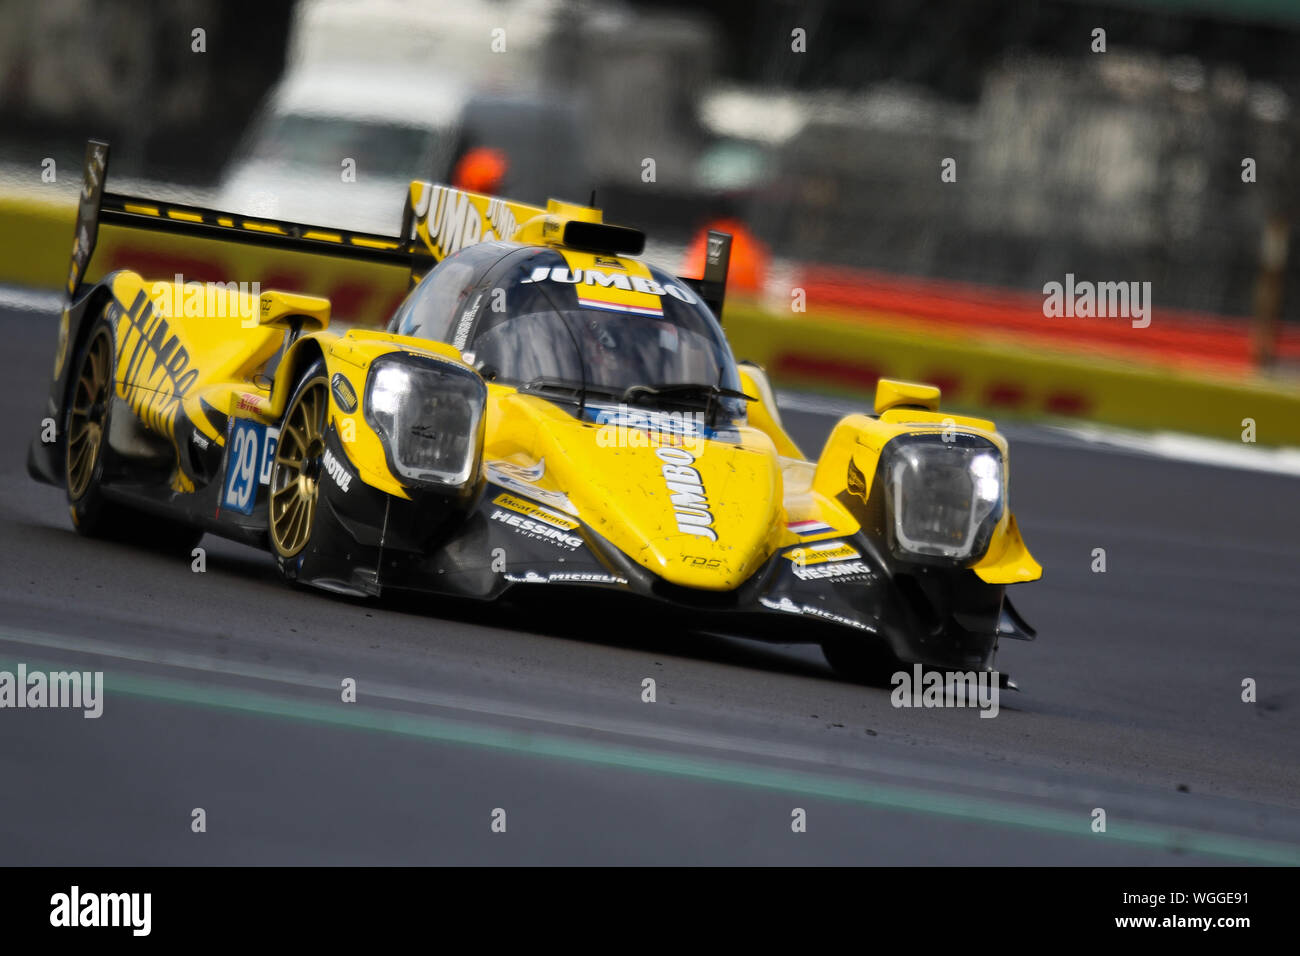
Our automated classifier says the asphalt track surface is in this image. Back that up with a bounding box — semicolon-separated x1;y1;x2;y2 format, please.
1;300;1297;865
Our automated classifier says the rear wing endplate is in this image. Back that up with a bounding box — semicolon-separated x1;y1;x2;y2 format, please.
680;230;732;322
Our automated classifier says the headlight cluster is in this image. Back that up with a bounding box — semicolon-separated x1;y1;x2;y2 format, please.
365;357;486;488
884;437;1004;563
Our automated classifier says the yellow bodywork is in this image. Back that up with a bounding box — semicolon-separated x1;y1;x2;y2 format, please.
92;183;1039;594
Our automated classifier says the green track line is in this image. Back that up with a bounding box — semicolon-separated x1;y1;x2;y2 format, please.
15;661;1288;866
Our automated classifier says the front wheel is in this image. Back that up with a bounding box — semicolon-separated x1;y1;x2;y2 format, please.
269;360;329;579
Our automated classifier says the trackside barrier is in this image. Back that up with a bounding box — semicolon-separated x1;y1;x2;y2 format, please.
795;264;1300;371
725;303;1300;446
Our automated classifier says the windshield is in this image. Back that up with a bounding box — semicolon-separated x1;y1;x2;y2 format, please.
474;253;743;414
473;309;729;393
392;247;747;422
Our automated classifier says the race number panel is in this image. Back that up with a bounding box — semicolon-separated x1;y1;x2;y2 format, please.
222;420;278;515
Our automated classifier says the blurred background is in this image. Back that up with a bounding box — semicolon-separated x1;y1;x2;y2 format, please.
3;0;1300;438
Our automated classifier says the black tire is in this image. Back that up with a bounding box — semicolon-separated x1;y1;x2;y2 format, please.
64;313;204;555
820;637;905;686
269;359;329;581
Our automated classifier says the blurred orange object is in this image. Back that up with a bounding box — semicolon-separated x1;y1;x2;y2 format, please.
451;147;509;195
683;218;768;294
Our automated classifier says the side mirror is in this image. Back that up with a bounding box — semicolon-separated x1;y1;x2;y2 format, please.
258;290;330;334
874;378;941;414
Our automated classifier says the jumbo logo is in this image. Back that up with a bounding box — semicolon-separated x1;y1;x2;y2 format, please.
416;185;519;258
113;289;199;439
520;267;698;302
656;445;716;541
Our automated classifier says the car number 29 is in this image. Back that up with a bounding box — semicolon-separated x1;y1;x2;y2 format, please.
222;419;279;515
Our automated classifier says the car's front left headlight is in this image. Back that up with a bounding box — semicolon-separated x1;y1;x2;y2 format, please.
884;436;1005;563
365;356;486;489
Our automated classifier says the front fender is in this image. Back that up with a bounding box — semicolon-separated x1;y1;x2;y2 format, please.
293;329;480;502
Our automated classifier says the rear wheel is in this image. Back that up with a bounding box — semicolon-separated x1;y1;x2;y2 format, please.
64;322;115;534
64;316;203;554
270;360;329;576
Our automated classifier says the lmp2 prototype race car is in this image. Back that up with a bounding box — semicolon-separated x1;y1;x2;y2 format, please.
28;140;1041;682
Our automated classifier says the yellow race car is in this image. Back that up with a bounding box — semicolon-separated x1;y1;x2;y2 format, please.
28;140;1041;682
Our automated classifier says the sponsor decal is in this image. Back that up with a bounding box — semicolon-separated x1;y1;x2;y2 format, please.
520;266;699;316
787;518;836;537
489;458;544;483
656;445;716;541
490;506;583;550
190;430;209;451
484;458;575;513
504;570;627;585
591;403;712;449
331;372;358;412
790;560;872;582
415;185;520;258
111;289;201;440
784;541;859;565
323;448;352;493
760;595;872;630
234;392;267;414
492;493;576;530
451;291;484;350
783;541;871;581
221;419;277;514
260;427;279;485
520;266;696;301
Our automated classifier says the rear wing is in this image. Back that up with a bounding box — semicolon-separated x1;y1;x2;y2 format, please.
68;139;732;319
67;140;434;302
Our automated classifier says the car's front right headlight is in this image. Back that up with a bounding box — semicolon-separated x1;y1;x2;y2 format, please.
365;356;486;489
883;436;1005;563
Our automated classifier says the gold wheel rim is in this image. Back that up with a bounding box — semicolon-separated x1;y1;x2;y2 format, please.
270;377;328;558
66;329;112;500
